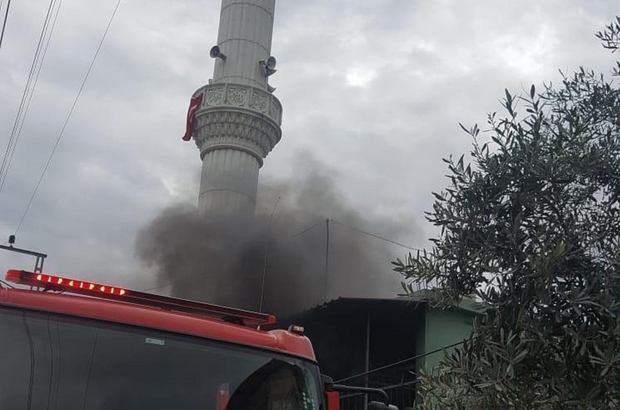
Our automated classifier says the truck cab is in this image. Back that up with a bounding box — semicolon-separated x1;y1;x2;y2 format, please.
0;269;396;410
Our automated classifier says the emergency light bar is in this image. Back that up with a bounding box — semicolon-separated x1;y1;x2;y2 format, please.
5;270;276;327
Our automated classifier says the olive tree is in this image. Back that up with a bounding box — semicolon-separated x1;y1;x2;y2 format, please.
393;18;620;409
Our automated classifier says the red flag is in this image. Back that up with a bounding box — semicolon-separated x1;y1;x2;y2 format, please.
182;93;203;141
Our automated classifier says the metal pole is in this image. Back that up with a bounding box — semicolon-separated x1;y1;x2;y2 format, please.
0;243;47;272
324;218;330;301
259;196;280;313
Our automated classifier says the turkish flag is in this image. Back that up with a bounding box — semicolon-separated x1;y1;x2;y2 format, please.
182;93;203;141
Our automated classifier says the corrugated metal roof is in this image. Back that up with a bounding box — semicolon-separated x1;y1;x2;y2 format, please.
285;291;486;320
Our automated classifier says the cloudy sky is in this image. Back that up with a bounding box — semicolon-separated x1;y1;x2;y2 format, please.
0;0;618;290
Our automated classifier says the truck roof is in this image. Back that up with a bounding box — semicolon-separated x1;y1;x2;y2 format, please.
0;284;316;362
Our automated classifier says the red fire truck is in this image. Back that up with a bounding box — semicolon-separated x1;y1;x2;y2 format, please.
0;269;396;410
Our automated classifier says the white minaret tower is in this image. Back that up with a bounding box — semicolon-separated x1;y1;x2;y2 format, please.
190;0;282;219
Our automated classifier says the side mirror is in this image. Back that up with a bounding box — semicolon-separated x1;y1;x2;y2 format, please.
322;375;340;410
321;374;399;410
321;374;335;391
369;401;399;410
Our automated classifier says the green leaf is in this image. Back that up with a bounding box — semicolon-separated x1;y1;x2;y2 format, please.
395;19;620;407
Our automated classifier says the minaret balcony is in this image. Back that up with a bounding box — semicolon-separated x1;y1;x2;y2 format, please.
192;83;282;165
195;83;282;126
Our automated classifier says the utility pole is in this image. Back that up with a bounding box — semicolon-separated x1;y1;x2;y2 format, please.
324;218;330;301
259;196;280;313
0;235;47;272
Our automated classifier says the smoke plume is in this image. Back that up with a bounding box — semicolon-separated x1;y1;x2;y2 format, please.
135;154;417;317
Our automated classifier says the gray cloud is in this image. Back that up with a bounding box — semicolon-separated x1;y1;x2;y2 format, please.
0;0;617;300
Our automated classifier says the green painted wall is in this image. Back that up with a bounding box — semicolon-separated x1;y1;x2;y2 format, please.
421;307;474;373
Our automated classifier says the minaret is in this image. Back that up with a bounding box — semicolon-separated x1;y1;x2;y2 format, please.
191;0;282;219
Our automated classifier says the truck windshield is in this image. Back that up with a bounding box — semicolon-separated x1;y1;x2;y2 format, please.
0;306;322;410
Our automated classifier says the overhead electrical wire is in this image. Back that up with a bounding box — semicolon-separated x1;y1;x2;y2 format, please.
330;219;423;252
335;340;466;383
14;0;122;235
0;0;57;188
0;0;11;51
262;192;423;251
290;220;323;238
290;217;423;251
0;0;63;193
0;0;56;177
138;221;422;294
338;380;419;400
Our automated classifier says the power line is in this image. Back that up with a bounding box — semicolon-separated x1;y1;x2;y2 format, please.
330;219;423;252
0;0;58;187
259;196;280;313
1;0;62;191
140;220;419;294
290;220;323;238
0;0;56;190
324;218;330;300
335;340;465;384
0;0;11;51
338;380;420;400
261;191;423;252
261;191;331;222
15;0;122;235
0;0;63;193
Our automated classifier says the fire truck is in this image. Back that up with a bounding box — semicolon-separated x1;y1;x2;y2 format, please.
0;269;397;410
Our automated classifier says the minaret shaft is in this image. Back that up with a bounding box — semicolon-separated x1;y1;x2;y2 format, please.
213;0;275;88
192;0;282;219
198;149;259;216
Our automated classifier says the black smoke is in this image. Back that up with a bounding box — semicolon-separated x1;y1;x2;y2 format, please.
135;156;417;317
